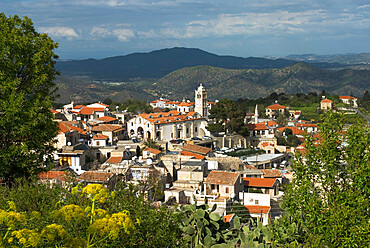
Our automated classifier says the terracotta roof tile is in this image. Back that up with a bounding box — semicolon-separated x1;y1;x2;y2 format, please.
92;124;124;132
246;123;268;131
321;99;333;103
106;156;122;164
224;213;235;223
182;144;211;155
243;178;277;188
144;147;161;155
261;142;274;148
178;102;195;107
180;151;205;159
93;134;109;140
205;171;239;185
266;104;287;110
79;107;106;115
97;116;117;122
261;169;282;178
79;171;114;182
244;205;271;214
339;96;357;100
277;126;305;135
38;171;70;181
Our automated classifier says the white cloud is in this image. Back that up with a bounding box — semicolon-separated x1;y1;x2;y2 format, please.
157;9;370;39
112;29;135;41
38;27;80;40
90;27;111;38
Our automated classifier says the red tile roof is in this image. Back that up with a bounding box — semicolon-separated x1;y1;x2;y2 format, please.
339;96;357;100
261;169;282;178
97;116;117;122
38;171;70;181
182;144;211;155
243;178;277;188
51;109;59;114
79;171;114;182
144;147;161;155
79;107;106;115
106;156;122;164
73;105;85;109
246;123;268;131
266;104;287;110
205;171;239;185
92;124;124;132
93;134;109;140
321;99;333;103
178;102;194;107
297;123;318;128
267;120;278;126
261;142;274;148
58;122;84;134
277;126;305;135
224;213;235;223
244;205;271;214
180;151;205;160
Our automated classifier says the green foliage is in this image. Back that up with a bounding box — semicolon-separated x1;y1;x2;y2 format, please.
228;202;251;223
0;14;59;184
179;203;273;247
208;99;246;135
273;112;370;247
142;138;160;150
0;181;183;248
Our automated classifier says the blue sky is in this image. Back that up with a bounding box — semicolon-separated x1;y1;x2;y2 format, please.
2;0;370;59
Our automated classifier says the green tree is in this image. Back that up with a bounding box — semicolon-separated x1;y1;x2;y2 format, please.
142;138;160;150
273;112;370;247
0;14;59;184
208;99;244;134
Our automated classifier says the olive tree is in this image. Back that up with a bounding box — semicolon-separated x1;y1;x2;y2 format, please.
0;14;59;183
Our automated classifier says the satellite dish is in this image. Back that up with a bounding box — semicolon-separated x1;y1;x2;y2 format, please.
147;159;152;165
230;192;235;199
67;142;72;146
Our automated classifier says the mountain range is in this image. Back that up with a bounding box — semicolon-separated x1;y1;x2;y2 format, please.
54;48;370;103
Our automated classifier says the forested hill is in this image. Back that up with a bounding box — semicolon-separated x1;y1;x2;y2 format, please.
150;63;370;100
55;47;297;80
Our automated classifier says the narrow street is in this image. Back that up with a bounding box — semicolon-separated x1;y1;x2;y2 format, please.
357;109;370;123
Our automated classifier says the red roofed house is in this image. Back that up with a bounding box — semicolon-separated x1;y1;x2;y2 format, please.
265;104;288;118
177;101;195;113
339;96;358;107
245;122;276;148
203;171;241;200
91;134;109;147
296;123;318;134
243;177;279;197
143;147;162;160
55;122;83;149
78;171;117;189
244;205;271;225
38;171;76;188
182;143;212;158
92;124;124;144
320;99;333;110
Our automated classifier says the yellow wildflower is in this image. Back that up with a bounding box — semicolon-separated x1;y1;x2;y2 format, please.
10;229;41;247
58;204;84;222
82;184;110;203
7;201;17;211
0;210;27;228
41;224;69;243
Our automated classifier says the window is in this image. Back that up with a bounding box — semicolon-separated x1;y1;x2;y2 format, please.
225;187;229;193
186;128;189;134
136;171;141;179
195;127;198;132
143;170;147;178
255;200;259;205
96;141;100;146
131;122;133;126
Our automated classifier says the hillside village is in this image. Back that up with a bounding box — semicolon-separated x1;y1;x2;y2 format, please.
46;84;361;226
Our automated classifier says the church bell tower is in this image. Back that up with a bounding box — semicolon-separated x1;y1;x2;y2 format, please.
194;84;208;118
